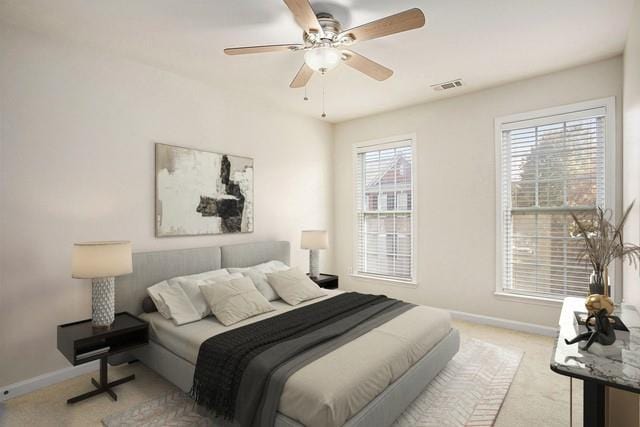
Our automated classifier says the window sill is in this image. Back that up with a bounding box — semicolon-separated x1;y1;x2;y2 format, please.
350;274;418;288
494;291;565;307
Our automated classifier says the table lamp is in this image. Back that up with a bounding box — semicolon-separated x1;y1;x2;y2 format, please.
72;241;132;328
301;230;328;279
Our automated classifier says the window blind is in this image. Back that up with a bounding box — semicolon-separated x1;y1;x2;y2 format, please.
354;141;415;282
500;107;606;298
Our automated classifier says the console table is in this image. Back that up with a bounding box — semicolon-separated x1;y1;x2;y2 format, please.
550;297;640;427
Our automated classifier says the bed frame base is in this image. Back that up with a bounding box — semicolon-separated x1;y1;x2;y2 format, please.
132;328;460;427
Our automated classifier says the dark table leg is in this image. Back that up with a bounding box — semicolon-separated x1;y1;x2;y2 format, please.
67;357;135;404
583;380;605;427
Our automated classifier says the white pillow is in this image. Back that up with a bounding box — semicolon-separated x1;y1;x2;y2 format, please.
199;276;275;326
175;272;245;318
266;267;326;306
260;260;289;271
168;268;230;284
158;286;200;326
146;281;172;319
198;272;244;287
228;261;289;301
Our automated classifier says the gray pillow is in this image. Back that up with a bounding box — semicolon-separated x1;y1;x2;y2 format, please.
142;296;157;313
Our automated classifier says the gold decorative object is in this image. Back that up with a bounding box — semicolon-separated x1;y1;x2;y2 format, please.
585;294;615;316
566;291;617;350
584;265;615;316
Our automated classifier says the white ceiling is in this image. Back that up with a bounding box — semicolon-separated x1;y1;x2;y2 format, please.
0;0;634;123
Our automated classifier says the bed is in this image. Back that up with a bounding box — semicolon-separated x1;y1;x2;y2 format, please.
115;241;459;427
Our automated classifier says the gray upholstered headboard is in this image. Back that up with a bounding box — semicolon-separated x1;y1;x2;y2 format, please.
115;241;290;314
220;241;290;268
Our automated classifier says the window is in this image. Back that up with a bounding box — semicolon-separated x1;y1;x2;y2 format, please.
387;193;396;210
497;99;615;300
354;137;416;282
367;194;378;210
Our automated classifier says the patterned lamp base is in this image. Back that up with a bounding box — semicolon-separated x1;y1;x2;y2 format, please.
309;249;320;279
92;277;115;328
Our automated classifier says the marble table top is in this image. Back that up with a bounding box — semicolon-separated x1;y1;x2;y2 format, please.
551;297;640;392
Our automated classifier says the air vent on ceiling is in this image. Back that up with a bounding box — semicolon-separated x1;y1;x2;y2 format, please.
431;79;464;91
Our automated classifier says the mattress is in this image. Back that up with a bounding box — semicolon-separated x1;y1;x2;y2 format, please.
140;291;451;427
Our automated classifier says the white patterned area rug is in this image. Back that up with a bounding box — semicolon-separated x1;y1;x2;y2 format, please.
393;339;522;427
102;339;522;427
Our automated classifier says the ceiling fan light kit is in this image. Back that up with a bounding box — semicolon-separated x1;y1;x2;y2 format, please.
304;46;341;73
224;1;426;117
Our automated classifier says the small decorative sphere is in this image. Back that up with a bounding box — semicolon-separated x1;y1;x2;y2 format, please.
585;294;615;315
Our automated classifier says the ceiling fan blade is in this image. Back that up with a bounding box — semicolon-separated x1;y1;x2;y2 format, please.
338;8;425;43
283;0;324;37
224;43;302;55
342;50;393;81
290;63;314;88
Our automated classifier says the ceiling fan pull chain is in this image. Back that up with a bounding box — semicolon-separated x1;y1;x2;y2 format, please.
304;85;309;101
321;76;327;118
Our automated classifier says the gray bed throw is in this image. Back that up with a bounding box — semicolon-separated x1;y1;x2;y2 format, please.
190;292;413;427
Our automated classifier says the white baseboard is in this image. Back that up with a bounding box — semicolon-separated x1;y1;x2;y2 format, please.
1;360;99;402
449;309;558;337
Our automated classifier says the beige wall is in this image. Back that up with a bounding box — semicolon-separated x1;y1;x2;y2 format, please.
0;26;333;387
623;0;640;306
333;57;623;327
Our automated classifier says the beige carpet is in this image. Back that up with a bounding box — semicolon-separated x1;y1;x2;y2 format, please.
0;320;582;426
100;339;522;427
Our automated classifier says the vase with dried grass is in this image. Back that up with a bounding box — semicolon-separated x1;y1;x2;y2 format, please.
565;202;640;349
570;201;640;303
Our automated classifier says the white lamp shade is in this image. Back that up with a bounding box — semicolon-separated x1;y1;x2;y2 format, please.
72;241;132;279
304;47;341;72
301;230;329;250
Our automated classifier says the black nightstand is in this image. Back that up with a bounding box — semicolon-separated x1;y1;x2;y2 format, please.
309;273;339;289
57;312;148;404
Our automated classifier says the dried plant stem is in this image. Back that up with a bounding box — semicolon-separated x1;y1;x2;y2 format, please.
571;201;640;295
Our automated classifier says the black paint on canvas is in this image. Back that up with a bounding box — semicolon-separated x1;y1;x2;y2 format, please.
195;155;246;233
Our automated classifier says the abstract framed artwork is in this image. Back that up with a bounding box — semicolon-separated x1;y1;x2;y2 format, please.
155;143;254;237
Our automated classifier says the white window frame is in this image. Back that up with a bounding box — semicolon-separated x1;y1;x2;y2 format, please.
352;134;418;286
495;97;617;304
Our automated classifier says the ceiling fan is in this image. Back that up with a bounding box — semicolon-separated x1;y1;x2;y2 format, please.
223;0;426;89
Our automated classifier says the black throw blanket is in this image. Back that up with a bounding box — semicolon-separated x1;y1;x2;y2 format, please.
190;292;398;422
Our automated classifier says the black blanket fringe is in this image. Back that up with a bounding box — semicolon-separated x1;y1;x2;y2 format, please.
189;292;389;420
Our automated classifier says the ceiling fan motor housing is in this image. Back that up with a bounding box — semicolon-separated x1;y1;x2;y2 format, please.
304;13;342;44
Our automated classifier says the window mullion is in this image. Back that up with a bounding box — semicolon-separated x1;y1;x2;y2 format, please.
534;126;539;208
393;148;397;277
